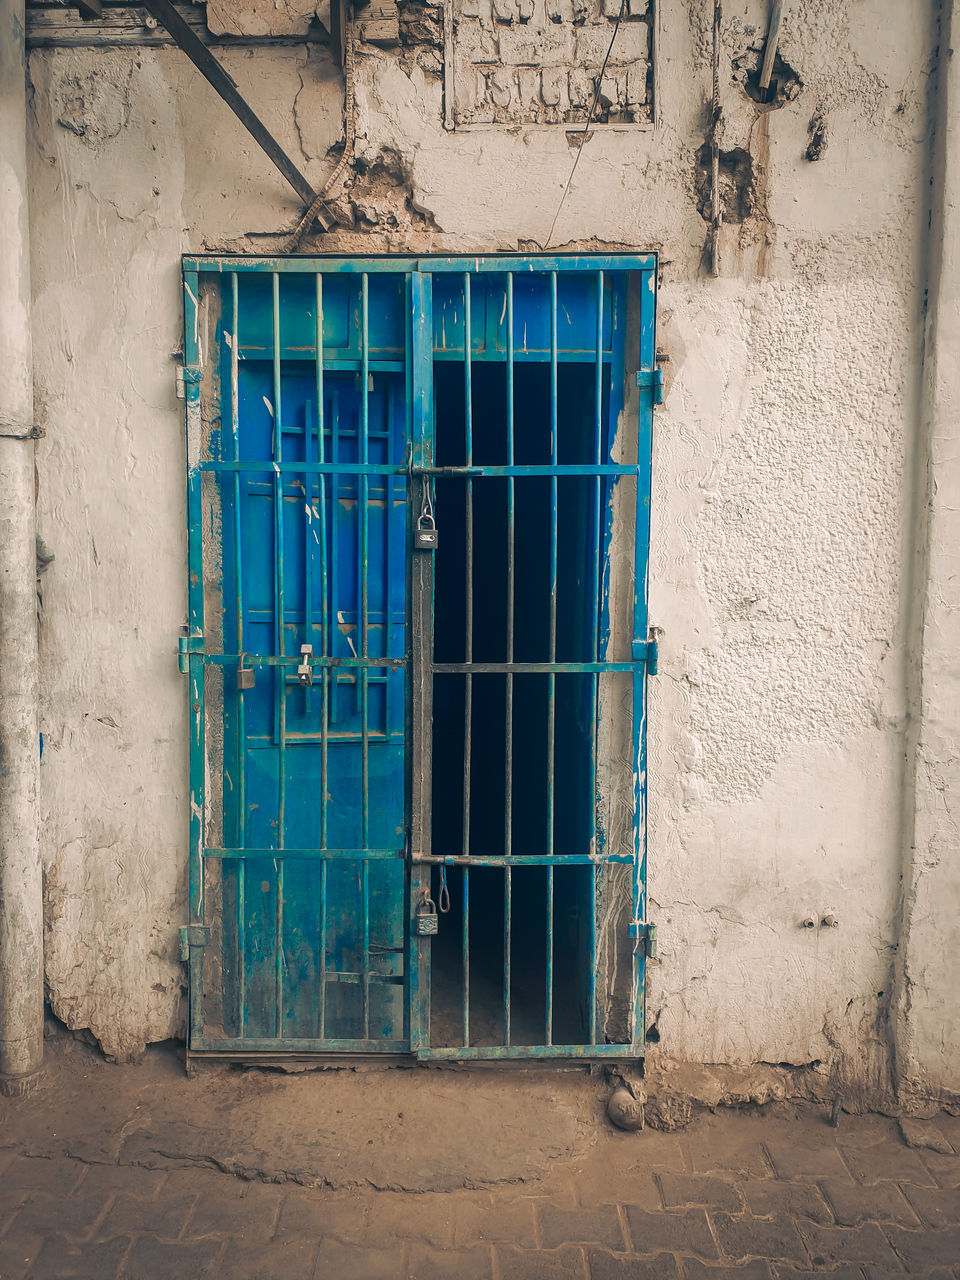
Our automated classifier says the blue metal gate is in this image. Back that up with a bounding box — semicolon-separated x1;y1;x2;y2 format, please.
181;255;658;1060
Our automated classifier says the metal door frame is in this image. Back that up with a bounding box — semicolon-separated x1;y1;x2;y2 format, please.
180;254;658;1061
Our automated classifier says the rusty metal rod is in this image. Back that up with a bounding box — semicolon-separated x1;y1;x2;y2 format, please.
141;0;328;217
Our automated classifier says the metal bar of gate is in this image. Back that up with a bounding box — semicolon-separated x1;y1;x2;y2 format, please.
462;271;473;1048
503;272;514;1047
230;272;247;1038
360;274;371;1041
200;461;640;477
588;270;604;1046
272;272;286;1038
546;272;559;1045
316;272;329;1039
316;274;330;850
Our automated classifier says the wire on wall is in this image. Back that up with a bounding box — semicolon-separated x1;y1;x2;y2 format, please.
543;0;627;250
288;22;358;250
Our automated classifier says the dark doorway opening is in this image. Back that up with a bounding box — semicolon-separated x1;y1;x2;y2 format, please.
427;360;608;1047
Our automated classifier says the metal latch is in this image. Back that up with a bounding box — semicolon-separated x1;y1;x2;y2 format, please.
178;924;211;962
298;644;314;686
178;632;204;674
628;920;658;960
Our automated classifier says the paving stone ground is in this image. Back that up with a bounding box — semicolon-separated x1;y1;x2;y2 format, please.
2;1082;960;1279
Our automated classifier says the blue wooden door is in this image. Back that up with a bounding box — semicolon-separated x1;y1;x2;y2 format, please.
182;257;657;1059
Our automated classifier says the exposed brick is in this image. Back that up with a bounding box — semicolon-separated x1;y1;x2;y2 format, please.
403;1243;494;1279
540;1206;625;1251
495;1246;587;1279
711;1213;806;1264
13;1193;109;1241
314;1240;404;1280
797;1221;901;1268
28;1232;129;1279
820;1179;920;1227
900;1182;960;1228
686;1262;773;1280
882;1224;960;1271
220;1234;319;1280
587;1249;678;1279
277;1188;368;1245
185;1187;279;1240
98;1192;198;1241
656;1173;742;1213
763;1140;852;1183
6;1155;85;1198
739;1179;832;1224
624;1208;718;1260
839;1143;937;1188
122;1235;221;1280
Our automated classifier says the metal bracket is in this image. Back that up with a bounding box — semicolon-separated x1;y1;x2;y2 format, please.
178;633;205;674
636;368;664;405
628;921;658;960
630;627;661;674
178;924;211;961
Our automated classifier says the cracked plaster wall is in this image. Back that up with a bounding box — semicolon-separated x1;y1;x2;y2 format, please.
22;0;950;1093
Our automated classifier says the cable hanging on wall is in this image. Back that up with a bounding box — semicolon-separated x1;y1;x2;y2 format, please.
543;0;626;250
287;18;359;251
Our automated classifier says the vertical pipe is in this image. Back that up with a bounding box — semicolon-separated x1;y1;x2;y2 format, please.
272;273;285;1036
503;274;514;1046
316;274;329;851
0;0;41;1090
360;276;370;1037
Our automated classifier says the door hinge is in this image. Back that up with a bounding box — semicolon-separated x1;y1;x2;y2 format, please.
636;367;664;405
178;924;211;961
178;632;205;674
629;920;658;960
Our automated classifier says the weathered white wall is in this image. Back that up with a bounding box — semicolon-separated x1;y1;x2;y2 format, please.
23;0;950;1094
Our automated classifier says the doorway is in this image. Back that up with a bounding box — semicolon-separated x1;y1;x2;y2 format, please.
181;256;656;1060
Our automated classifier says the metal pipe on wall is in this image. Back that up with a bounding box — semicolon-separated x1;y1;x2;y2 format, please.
0;0;43;1094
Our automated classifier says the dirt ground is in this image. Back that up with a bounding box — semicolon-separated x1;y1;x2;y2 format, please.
1;1028;959;1278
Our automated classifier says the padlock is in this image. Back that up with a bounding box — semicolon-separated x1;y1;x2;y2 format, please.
237;656;255;691
415;896;439;936
414;513;438;551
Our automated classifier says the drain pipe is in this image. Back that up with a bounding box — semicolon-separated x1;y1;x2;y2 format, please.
0;0;43;1094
